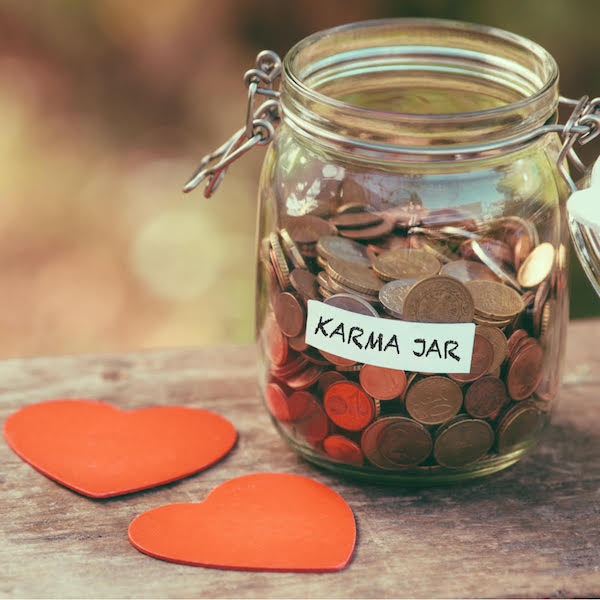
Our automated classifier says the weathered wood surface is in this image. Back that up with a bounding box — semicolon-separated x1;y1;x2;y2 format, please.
2;320;600;599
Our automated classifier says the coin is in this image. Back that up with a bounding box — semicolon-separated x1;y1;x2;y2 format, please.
474;325;508;373
506;340;543;400
289;268;319;301
264;316;288;367
468;240;522;290
265;383;293;422
326;256;383;295
540;298;555;346
507;329;529;356
271;353;308;379
323;434;365;465
400;372;419;402
274;291;305;337
359;364;407;401
372;248;440;281
496;401;542;453
460;238;513;266
316;235;371;265
283;215;337;245
288;332;308;352
448;334;494;383
269;232;290;289
404;376;463;425
279;228;308;270
433;417;494;467
324;274;381;304
361;416;433;469
317;371;346;396
402;276;474;323
324;293;379;317
465;280;523;319
517;242;555;288
339;218;395;240
324;381;377;431
532;279;550;336
378;278;419;318
439;259;500;283
285;363;325;391
464;376;509;419
330;212;383;229
289;393;331;445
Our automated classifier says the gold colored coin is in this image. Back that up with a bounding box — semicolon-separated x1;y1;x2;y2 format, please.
540;298;555;346
279;228;307;270
402;276;474;323
474;325;508;373
269;232;290;289
465;280;523;320
517;242;555;288
404;376;463;426
433;417;494;468
372;248;440;282
325;256;383;295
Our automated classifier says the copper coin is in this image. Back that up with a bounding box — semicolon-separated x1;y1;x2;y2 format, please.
288;332;308;352
279;228;308;270
264;316;288;367
325;257;383;295
330;212;383;229
540;298;555;346
284;215;337;245
378;278;418;318
465;280;524;319
274;291;305;338
359;364;407;401
336;363;364;372
372;248;440;281
517;242;555;288
439;259;500;283
506;329;529;355
324;293;379;317
448;334;494;383
285;363;324;391
316;235;371;265
318;349;357;367
496;401;542;453
361;416;432;469
323;434;365;465
513;231;532;272
404;376;463;425
302;345;337;366
400;372;419;401
474;325;508;373
289;268;319;301
324;381;377;431
339;218;395;240
271;353;308;378
433;417;494;467
506;340;543;400
510;337;538;363
291;393;331;444
402;275;474;323
265;383;292;422
464;376;509;419
317;371;346;396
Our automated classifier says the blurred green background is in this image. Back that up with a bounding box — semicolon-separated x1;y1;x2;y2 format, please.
1;0;598;358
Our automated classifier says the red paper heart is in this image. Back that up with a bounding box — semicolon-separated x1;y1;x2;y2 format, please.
3;399;237;498
128;473;356;572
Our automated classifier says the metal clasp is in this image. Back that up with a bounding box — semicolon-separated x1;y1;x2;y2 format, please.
183;50;281;197
557;95;600;191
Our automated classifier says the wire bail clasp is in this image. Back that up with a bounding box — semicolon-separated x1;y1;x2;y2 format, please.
183;50;282;197
557;95;600;191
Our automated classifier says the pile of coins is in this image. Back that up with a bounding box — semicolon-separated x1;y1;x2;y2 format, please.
259;198;562;474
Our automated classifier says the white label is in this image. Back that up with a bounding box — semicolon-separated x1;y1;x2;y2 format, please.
305;300;476;373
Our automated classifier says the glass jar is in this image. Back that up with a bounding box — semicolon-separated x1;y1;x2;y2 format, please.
186;19;600;484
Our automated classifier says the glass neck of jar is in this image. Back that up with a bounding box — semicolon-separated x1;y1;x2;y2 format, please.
280;19;559;162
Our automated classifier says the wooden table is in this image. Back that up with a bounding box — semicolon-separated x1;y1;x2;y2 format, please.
2;319;600;599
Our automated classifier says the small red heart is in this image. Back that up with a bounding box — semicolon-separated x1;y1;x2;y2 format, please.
128;473;356;572
3;399;237;498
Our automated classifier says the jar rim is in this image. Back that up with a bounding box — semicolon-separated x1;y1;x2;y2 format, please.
281;18;559;155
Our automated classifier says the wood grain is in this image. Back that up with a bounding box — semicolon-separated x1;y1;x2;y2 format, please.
2;321;600;598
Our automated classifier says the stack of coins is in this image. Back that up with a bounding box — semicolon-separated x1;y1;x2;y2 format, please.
259;188;561;475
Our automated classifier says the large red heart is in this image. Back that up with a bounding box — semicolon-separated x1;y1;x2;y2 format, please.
3;399;237;498
128;473;356;572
